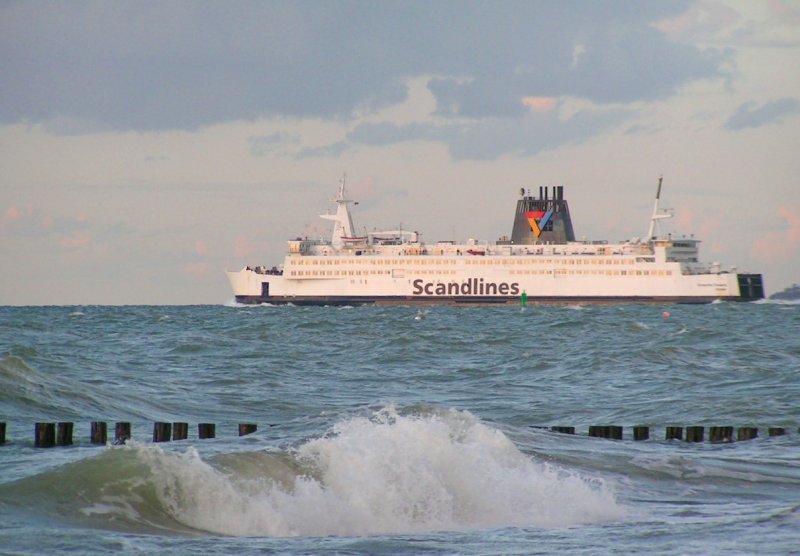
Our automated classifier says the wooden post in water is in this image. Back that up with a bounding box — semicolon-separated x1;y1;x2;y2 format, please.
665;426;683;441
115;422;131;444
589;426;622;439
172;422;188;441
551;426;575;435
91;421;107;444
686;426;704;443
35;422;56;448
768;427;785;437
57;422;73;446
0;422;5;445
737;427;758;441
198;423;216;439
153;422;172;442
633;426;649;441
239;423;257;436
709;426;734;443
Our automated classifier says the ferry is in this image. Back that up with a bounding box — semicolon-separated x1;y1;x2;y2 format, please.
227;176;764;305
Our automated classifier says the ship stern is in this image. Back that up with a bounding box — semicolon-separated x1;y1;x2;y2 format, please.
736;273;765;301
227;268;275;304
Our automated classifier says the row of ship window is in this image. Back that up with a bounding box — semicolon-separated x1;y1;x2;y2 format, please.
290;257;646;266
287;269;673;277
510;269;673;276
289;269;458;277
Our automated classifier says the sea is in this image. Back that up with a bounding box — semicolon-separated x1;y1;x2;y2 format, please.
0;301;798;555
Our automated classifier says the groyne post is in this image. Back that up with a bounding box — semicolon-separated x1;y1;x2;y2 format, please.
239;423;257;436
91;421;107;444
198;423;216;439
57;422;73;446
115;422;131;444
686;426;704;443
665;426;683;441
0;422;5;445
551;426;575;434
153;422;172;442
633;426;649;441
35;422;55;448
737;427;758;441
769;427;785;437
709;426;734;443
589;426;623;440
173;422;188;441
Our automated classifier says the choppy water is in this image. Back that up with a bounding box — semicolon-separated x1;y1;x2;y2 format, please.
0;301;798;555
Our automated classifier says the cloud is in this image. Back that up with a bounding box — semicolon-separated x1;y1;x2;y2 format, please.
234;236;252;258
58;230;92;250
4;206;21;221
0;205;88;239
0;2;724;132
522;97;559;113
194;240;209;256
295;142;350;159
346;104;633;160
750;206;800;262
653;1;741;42
724;98;800;130
249;132;300;157
1;205;136;263
182;262;211;279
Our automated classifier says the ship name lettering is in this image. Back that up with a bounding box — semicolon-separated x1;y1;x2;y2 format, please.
412;279;520;296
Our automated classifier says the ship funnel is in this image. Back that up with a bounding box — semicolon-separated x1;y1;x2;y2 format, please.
510;185;575;245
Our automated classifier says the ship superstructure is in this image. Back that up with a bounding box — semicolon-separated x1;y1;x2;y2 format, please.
227;176;764;305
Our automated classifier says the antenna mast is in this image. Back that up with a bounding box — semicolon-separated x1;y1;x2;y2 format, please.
647;176;672;239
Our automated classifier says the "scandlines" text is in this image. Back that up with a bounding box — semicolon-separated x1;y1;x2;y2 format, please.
412;278;520;296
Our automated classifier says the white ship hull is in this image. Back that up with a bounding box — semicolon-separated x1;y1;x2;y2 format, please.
227;255;761;305
227;177;764;305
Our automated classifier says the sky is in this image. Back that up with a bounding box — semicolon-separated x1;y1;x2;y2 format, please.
1;0;798;305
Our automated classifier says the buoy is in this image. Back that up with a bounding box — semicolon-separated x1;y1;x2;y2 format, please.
662;311;670;318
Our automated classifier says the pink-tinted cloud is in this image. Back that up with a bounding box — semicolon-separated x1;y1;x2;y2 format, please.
750;206;800;262
654;2;739;41
41;213;55;231
4;206;21;222
765;0;800;20
1;205;85;236
1;205;34;231
522;96;558;113
195;239;209;256
58;230;92;250
782;206;800;242
234;236;252;258
674;207;722;250
348;175;378;204
183;262;210;279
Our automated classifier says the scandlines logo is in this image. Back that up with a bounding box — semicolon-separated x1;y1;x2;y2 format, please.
412;278;520;296
525;209;553;237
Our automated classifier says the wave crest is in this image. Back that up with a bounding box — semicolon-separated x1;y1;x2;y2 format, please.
2;407;624;537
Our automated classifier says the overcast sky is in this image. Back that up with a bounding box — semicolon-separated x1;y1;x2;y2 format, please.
1;0;798;305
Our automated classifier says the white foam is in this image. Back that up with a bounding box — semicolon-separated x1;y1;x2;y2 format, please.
135;407;624;537
764;298;800;305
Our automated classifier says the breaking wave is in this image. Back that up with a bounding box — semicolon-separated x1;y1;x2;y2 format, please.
1;407;623;537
